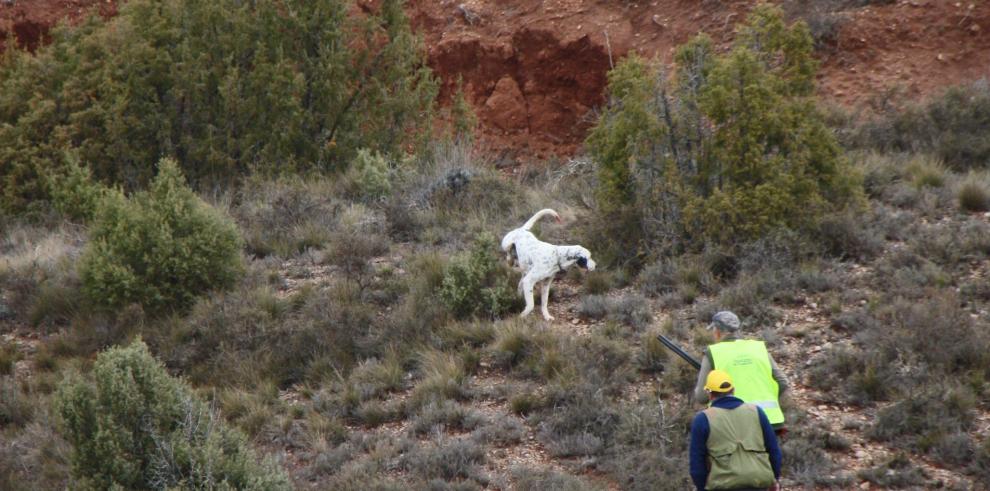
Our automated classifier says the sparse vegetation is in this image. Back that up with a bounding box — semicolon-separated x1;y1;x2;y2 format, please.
2;3;989;489
844;79;990;171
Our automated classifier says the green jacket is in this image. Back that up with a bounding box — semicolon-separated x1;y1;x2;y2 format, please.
704;403;776;490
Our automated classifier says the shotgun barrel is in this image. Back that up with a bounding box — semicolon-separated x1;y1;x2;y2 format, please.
656;334;701;370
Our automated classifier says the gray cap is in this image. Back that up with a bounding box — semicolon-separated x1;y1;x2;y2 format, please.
708;311;740;332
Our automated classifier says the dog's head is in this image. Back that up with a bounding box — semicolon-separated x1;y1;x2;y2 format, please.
567;247;596;272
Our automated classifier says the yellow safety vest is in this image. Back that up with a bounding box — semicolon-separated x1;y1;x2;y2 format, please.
709;340;785;425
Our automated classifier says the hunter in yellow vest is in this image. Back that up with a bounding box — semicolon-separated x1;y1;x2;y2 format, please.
694;311;788;428
690;370;782;491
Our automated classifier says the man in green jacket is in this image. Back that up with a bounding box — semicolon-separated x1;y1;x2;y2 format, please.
690;370;782;491
694;311;789;429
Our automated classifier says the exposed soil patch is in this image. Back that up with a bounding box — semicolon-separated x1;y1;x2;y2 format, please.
408;0;747;161
818;0;990;110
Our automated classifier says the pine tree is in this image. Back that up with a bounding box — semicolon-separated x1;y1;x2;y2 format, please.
0;0;439;211
587;4;860;258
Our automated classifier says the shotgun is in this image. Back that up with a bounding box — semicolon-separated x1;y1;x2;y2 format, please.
656;334;701;370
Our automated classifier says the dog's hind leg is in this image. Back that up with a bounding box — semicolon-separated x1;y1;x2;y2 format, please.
519;273;537;318
540;278;554;321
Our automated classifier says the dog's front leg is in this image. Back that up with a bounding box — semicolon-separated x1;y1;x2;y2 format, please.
540;278;554;321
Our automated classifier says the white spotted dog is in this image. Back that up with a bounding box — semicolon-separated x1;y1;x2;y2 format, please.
501;209;597;320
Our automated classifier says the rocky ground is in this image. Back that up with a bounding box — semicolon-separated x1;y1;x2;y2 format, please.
267;242;983;488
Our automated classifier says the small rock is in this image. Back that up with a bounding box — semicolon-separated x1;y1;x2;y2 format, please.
937;53;946;62
571;318;580;325
456;4;481;25
972;24;983;33
859;481;870;490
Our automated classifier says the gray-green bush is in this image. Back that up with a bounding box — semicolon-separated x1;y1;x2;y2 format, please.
439;233;521;319
55;340;290;490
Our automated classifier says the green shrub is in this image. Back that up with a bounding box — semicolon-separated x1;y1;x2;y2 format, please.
636;331;668;373
233;176;339;257
856;453;927;488
535;386;618;458
410;400;485;435
511;467;603;491
577;295;609;320
0;378;34;428
437;321;496;349
471;415;525;446
600;396;693;490
490;322;568;381
324;206;390;288
905;155;947;189
439;233;520;319
586;5;858;257
346;148;393;200
583;270;613;295
870;386;975;448
815;210;884;260
409;349;469;410
606;293;652;330
45;154;108;222
55;340;290;490
348;355;406;401
80;158;243;314
401;438;486;482
845;79;990;170
0;222;85;328
0;0;438;211
509;393;543;416
0;344;18;376
958;177;990;212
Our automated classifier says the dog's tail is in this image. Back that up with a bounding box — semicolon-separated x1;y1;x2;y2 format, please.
521;208;561;231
